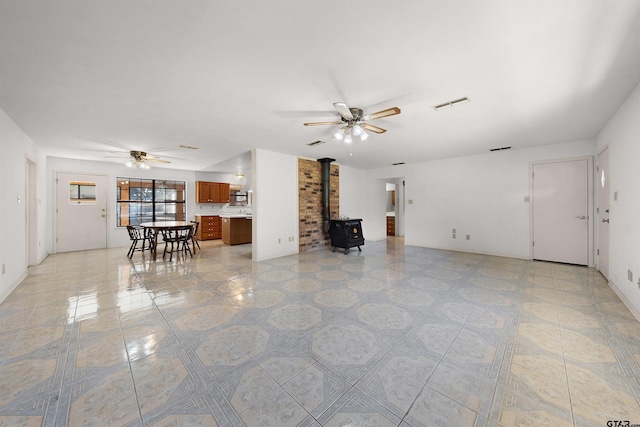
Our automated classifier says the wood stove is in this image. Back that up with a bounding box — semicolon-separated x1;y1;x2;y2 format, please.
329;219;364;254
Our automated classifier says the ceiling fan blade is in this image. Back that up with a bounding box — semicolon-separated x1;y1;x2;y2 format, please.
303;121;342;126
364;107;401;121
144;158;171;163
361;123;387;134
333;102;354;120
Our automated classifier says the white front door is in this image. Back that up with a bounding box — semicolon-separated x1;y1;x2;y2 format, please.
597;148;610;279
56;173;107;252
532;159;589;265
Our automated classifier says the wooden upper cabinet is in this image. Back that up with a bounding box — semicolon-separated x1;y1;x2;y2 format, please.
219;183;230;203
196;181;231;203
196;181;213;203
211;183;220;203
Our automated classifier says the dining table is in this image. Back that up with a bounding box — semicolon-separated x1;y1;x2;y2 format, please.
140;221;197;260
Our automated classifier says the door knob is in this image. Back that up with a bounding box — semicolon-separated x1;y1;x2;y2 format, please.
602;219;609;223
575;216;586;220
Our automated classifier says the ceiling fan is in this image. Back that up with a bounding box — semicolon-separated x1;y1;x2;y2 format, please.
106;150;171;169
304;102;401;142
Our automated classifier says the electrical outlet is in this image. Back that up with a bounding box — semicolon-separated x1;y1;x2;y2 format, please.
466;235;470;240
629;270;634;282
278;238;281;244
524;196;530;203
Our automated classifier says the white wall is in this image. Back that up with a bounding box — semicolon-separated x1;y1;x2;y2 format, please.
252;149;299;261
350;140;596;258
596;82;640;318
46;157;235;251
0;108;48;302
338;165;367;220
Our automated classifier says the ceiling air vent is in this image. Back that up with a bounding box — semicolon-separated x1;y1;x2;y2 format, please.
433;97;470;111
179;144;199;150
307;140;326;147
392;162;405;166
489;146;511;152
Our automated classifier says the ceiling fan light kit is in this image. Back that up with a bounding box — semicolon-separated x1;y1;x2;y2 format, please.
119;150;170;169
126;160;150;169
304;102;401;143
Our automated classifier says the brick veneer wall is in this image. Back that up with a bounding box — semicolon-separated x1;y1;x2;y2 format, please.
299;158;339;252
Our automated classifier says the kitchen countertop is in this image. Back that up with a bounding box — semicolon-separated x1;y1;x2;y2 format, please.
220;214;252;219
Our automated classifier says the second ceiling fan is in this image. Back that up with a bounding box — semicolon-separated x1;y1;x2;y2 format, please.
304;102;401;142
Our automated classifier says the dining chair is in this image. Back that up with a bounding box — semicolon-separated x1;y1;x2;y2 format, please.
126;225;151;258
190;220;201;250
160;226;193;261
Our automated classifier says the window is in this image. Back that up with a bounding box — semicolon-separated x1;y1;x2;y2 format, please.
69;181;97;205
116;178;186;226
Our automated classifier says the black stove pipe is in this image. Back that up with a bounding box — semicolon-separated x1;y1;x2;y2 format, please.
317;158;335;233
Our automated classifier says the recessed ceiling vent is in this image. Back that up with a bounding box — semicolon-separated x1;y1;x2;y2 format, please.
433;97;470;111
179;144;199;150
489;146;511;152
392;162;405;166
307;140;326;147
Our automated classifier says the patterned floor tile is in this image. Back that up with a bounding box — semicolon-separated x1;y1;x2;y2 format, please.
0;238;639;427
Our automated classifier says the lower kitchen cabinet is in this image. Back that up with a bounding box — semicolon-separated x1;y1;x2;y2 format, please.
221;217;252;245
194;215;221;240
386;216;395;236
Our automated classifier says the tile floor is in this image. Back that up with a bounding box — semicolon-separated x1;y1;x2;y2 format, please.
1;237;640;426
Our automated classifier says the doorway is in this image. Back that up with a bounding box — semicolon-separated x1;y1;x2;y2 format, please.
532;159;590;265
386;182;397;236
597;148;610;279
384;178;404;239
56;172;108;252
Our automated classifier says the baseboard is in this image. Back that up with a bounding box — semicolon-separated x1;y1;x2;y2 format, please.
404;242;530;261
0;272;27;305
608;279;640;323
36;252;49;265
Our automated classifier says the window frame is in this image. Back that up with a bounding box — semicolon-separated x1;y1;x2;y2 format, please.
116;178;186;227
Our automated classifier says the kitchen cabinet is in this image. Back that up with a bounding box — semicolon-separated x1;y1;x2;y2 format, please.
196;181;230;203
219;182;230;203
386;216;395;236
221;216;252;245
195;215;221;240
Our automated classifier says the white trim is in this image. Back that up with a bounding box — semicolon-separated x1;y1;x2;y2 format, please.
609;279;640;323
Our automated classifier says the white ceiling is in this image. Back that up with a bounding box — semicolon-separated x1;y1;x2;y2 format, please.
1;1;640;172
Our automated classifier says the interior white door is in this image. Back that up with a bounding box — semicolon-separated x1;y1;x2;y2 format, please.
597;148;610;279
56;173;107;252
532;159;588;265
